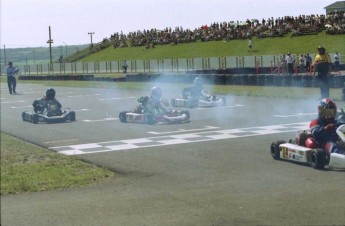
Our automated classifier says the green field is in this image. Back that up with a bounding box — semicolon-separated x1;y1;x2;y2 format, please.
81;31;345;62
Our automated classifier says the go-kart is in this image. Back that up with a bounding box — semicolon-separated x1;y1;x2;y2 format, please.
270;124;345;170
22;99;76;124
170;87;226;108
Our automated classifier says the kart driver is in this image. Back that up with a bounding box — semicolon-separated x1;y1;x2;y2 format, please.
306;98;345;154
33;88;62;116
137;87;168;116
189;77;211;106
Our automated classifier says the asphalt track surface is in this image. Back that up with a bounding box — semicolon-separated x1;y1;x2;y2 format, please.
1;83;345;226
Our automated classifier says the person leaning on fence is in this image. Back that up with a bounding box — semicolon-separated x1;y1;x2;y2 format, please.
6;61;20;94
285;52;294;75
313;46;332;99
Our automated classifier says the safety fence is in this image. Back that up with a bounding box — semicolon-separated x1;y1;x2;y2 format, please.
18;73;345;89
1;54;343;75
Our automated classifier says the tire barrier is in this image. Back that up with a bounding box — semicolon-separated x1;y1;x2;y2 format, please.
248;74;257;86
19;75;95;81
265;74;275;86
18;74;344;90
257;74;266;86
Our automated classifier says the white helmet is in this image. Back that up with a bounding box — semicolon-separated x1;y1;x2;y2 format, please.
150;87;162;100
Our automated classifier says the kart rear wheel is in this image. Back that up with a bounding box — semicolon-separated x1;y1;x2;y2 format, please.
219;97;226;106
311;148;326;169
31;114;39;124
270;140;285;160
22;112;26;121
181;110;190;121
68;112;76;121
119;111;127;123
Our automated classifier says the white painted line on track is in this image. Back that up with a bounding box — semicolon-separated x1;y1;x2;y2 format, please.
51;121;310;155
73;109;89;112
83;118;118;122
67;94;100;98
11;105;32;109
274;113;317;118
1;100;25;104
99;97;137;101
196;104;245;109
148;126;219;135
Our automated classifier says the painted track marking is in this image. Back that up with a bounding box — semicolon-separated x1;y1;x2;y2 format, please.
51;122;309;155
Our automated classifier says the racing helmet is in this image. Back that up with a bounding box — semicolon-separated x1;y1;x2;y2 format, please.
193;77;203;87
150;87;162;100
318;98;337;121
46;88;56;100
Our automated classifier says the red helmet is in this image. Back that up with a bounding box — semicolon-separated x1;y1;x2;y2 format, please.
318;98;337;120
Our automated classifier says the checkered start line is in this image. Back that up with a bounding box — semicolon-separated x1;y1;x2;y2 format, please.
50;122;310;156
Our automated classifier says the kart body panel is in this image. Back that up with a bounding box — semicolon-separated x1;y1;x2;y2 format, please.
22;109;76;124
271;124;345;169
171;97;226;108
119;110;190;125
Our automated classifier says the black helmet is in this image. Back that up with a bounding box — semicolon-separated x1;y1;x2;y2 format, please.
46;88;56;100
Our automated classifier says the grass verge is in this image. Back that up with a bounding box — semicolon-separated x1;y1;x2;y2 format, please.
0;133;114;195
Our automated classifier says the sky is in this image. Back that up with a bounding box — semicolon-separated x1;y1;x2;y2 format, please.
0;0;338;48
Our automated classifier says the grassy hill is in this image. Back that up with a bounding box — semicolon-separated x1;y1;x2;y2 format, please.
81;31;344;62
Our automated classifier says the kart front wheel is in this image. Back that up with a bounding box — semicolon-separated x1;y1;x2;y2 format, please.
311;148;326;169
270;140;285;160
119;111;127;123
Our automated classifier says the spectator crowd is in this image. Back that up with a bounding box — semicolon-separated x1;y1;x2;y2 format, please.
108;12;344;49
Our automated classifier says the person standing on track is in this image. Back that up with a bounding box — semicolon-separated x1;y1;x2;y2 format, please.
6;61;20;94
313;46;332;99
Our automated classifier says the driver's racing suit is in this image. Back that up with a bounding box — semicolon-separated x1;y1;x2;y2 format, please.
33;96;62;116
310;117;345;154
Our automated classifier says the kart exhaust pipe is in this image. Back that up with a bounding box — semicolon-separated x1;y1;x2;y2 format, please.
328;153;345;169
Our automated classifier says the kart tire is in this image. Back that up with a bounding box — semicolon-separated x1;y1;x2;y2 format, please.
311;148;326;169
31;113;39;124
145;114;155;125
181;110;190;121
119;111;128;123
270;140;285;160
22;112;26;121
67;111;76;121
170;99;176;107
220;97;226;106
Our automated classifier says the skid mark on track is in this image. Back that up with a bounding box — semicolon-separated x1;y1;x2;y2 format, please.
50;122;309;156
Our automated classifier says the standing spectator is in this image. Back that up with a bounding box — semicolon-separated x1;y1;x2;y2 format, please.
299;54;305;73
248;38;252;52
280;54;287;74
304;53;312;73
285;52;295;75
6;61;20;94
334;51;340;72
122;60;128;73
313;46;332;99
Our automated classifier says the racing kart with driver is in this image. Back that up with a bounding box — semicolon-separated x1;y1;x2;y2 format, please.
22;88;76;124
171;77;226;108
119;86;190;124
270;98;345;169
